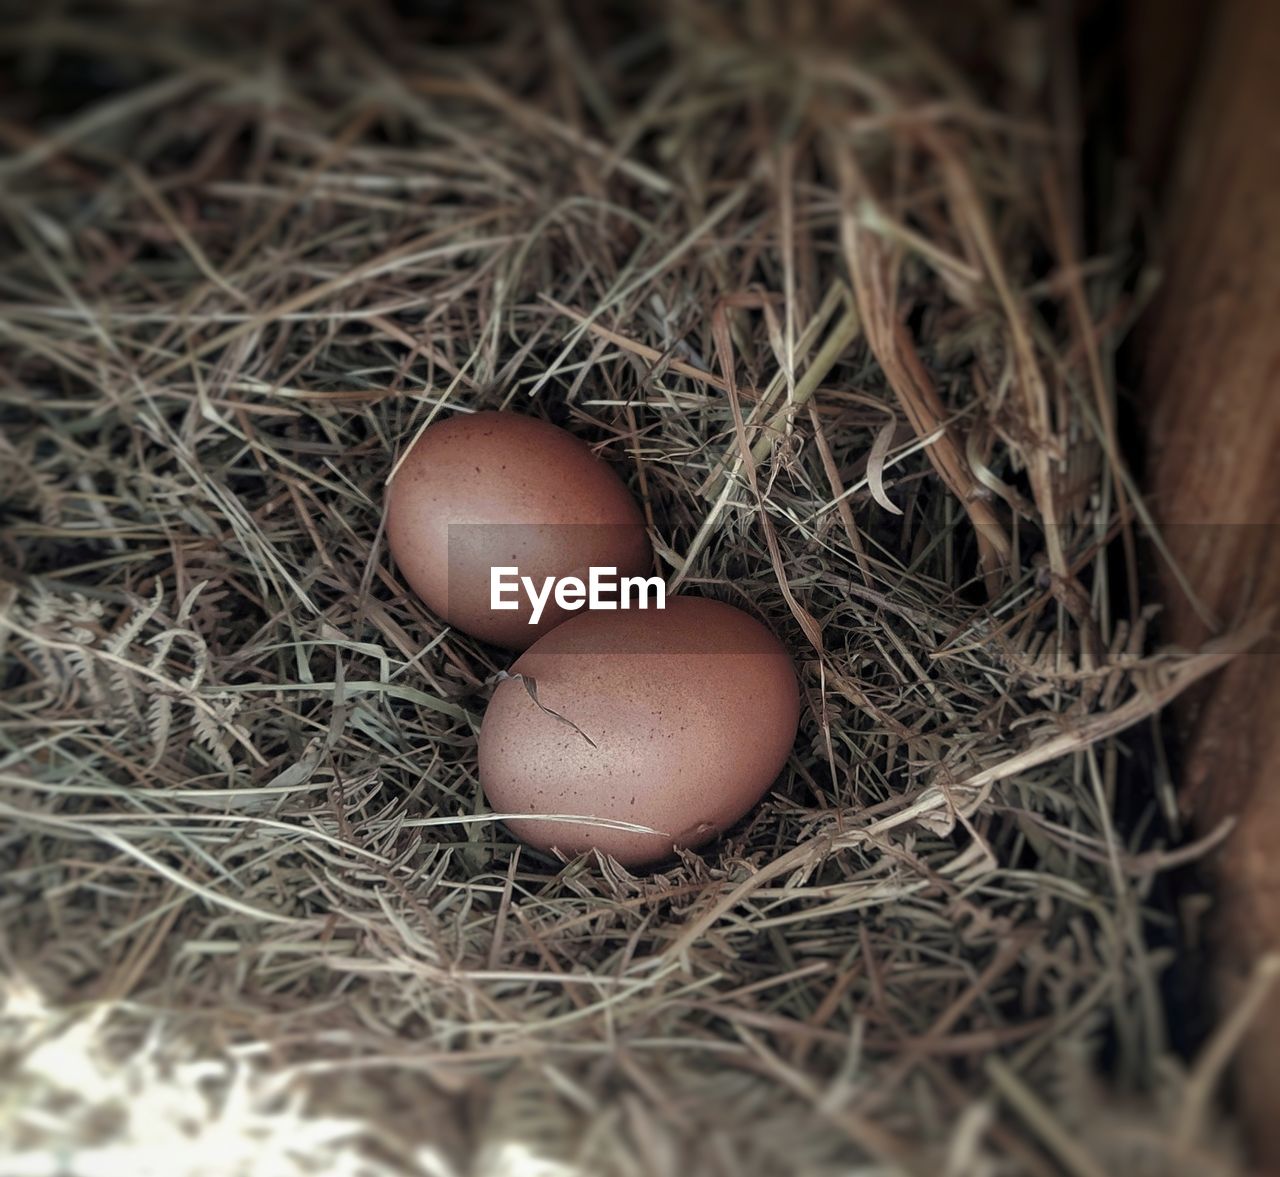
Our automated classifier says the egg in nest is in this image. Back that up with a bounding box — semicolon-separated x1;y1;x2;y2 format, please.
478;596;800;867
386;411;651;650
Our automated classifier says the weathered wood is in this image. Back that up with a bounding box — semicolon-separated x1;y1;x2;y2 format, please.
1134;0;1280;1161
1123;0;1211;188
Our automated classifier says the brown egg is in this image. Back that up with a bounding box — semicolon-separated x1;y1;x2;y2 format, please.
478;596;800;867
386;411;651;650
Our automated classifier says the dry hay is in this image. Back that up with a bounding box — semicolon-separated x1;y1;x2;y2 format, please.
0;3;1267;1175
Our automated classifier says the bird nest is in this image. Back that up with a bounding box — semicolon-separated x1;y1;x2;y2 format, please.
0;3;1262;1174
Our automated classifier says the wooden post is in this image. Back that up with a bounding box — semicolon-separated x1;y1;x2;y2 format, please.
1133;0;1280;1161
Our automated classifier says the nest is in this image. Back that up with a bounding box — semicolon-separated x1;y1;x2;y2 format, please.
0;3;1263;1174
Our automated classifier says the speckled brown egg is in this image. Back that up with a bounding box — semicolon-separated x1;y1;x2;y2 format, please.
478;596;800;867
385;411;651;650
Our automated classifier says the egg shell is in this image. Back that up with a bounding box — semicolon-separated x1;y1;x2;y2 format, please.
478;596;800;867
386;411;652;650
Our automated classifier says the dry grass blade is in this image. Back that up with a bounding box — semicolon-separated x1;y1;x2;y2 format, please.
832;139;1012;596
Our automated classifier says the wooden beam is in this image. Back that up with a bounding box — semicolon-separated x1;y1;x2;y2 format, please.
1132;0;1280;1162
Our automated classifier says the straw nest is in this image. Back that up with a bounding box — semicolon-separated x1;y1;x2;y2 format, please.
0;3;1264;1174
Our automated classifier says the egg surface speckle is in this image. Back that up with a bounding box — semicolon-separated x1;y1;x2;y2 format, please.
386;411;651;650
478;596;800;867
